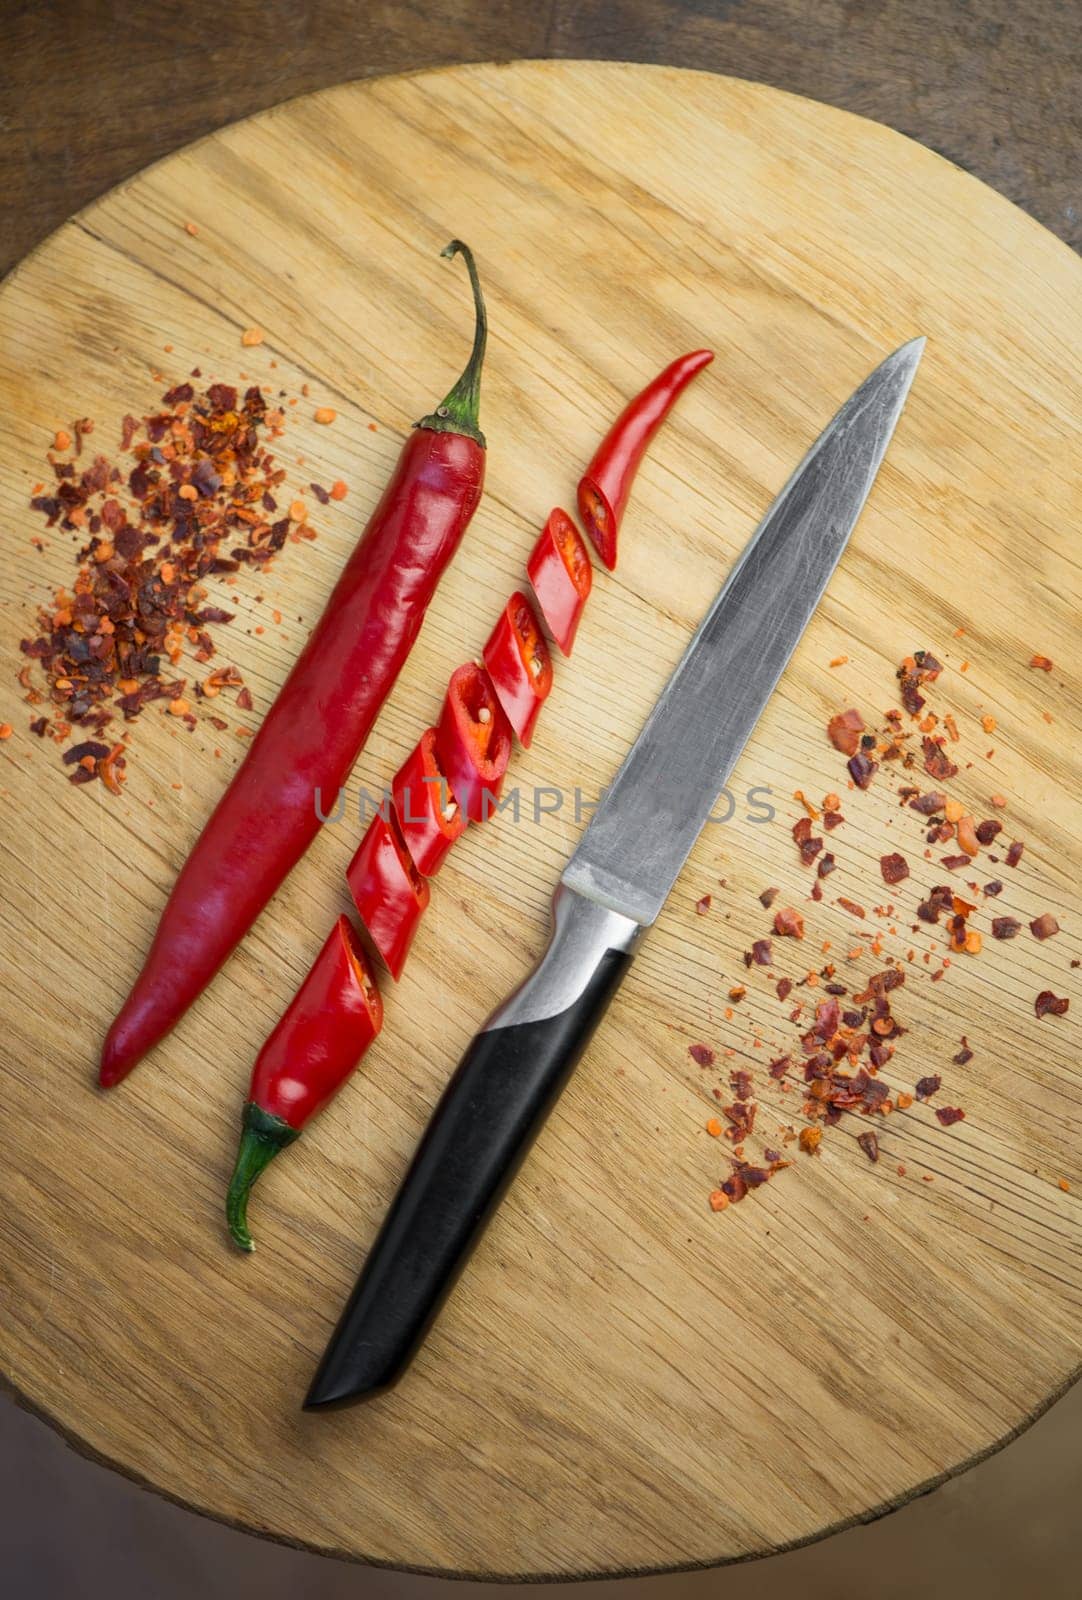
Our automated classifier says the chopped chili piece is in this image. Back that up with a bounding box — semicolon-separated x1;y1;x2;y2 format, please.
975;819;1002;845
935;1106;965;1126
482;591;553;747
1029;654;1053;671
689;1043;715;1067
526;507;592;656
837;897;865;919
776;977;793;1001
696;894;712;915
915;1075;941;1101
435;661;513;822
750;938;773;966
224;916;382;1250
1030;913;1059;940
759;886;780;908
578;349;713;568
392;727;466;876
773;906;804;938
1035;990;1069;1019
346;805;430;981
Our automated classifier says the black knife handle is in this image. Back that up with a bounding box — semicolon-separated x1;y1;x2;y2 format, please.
304;885;644;1409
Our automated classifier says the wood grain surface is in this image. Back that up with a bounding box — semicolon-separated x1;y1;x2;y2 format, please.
2;0;1079;277
1;62;1080;1579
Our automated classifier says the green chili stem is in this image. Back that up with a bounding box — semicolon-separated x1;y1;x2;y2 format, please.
225;1102;300;1253
415;240;487;447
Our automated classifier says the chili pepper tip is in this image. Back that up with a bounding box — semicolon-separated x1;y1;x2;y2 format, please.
225;1103;300;1252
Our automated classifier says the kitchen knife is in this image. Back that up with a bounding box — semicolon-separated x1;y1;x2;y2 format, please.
305;338;924;1409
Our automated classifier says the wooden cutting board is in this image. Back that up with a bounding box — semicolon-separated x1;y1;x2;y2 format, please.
1;61;1079;1581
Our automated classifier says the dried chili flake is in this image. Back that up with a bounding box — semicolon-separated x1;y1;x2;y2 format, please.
857;1130;880;1162
922;736;958;781
776;977;793;1001
689;1043;715;1067
975;819;1002;846
759;886;779;908
1029;654;1053;671
708;1189;729;1212
828;708;865;755
769;1055;790;1080
1006;840;1024;868
799;1126;822;1155
1035;991;1069;1019
915;1075;941;1101
1030;913;1059;941
749;939;773;966
792;815;824;865
847;752;878;789
953;1039;974;1066
935;1106;965;1127
773;906;804;939
695;893;712;915
879;852;909;885
837;897;866;919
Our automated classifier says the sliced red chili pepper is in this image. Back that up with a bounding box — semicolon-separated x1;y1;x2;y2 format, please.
577;349;713;569
482;590;553;748
434;661;512;822
225;915;383;1251
391;727;465;876
526;507;592;655
346;804;430;980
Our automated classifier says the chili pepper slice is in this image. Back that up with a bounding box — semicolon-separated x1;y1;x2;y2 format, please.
346;804;430;980
482;590;553;748
225;915;382;1251
100;241;487;1087
526;507;592;656
434;661;512;822
577;348;713;569
391;727;465;876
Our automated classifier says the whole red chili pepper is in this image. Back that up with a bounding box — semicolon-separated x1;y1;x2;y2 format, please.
392;728;465;876
482;590;553;747
578;348;713;569
346;805;431;979
526;507;592;655
100;241;488;1087
226;915;383;1251
435;661;513;822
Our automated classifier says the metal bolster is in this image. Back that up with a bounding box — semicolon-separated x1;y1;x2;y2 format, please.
481;883;645;1031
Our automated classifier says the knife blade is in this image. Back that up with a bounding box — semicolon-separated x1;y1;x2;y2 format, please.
305;338;924;1409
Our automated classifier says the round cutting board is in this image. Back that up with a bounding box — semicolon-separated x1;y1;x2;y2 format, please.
1;61;1080;1580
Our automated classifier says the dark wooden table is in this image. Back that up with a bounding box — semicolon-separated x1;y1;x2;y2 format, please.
3;0;1077;281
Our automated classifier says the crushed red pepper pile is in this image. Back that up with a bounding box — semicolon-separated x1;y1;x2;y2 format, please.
694;647;1071;1213
17;378;337;790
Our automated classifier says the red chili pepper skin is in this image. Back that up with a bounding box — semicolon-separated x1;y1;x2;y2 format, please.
526;507;592;656
577;348;713;569
225;915;382;1251
100;242;488;1088
346;805;430;980
434;661;513;822
392;728;466;876
482;591;553;748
